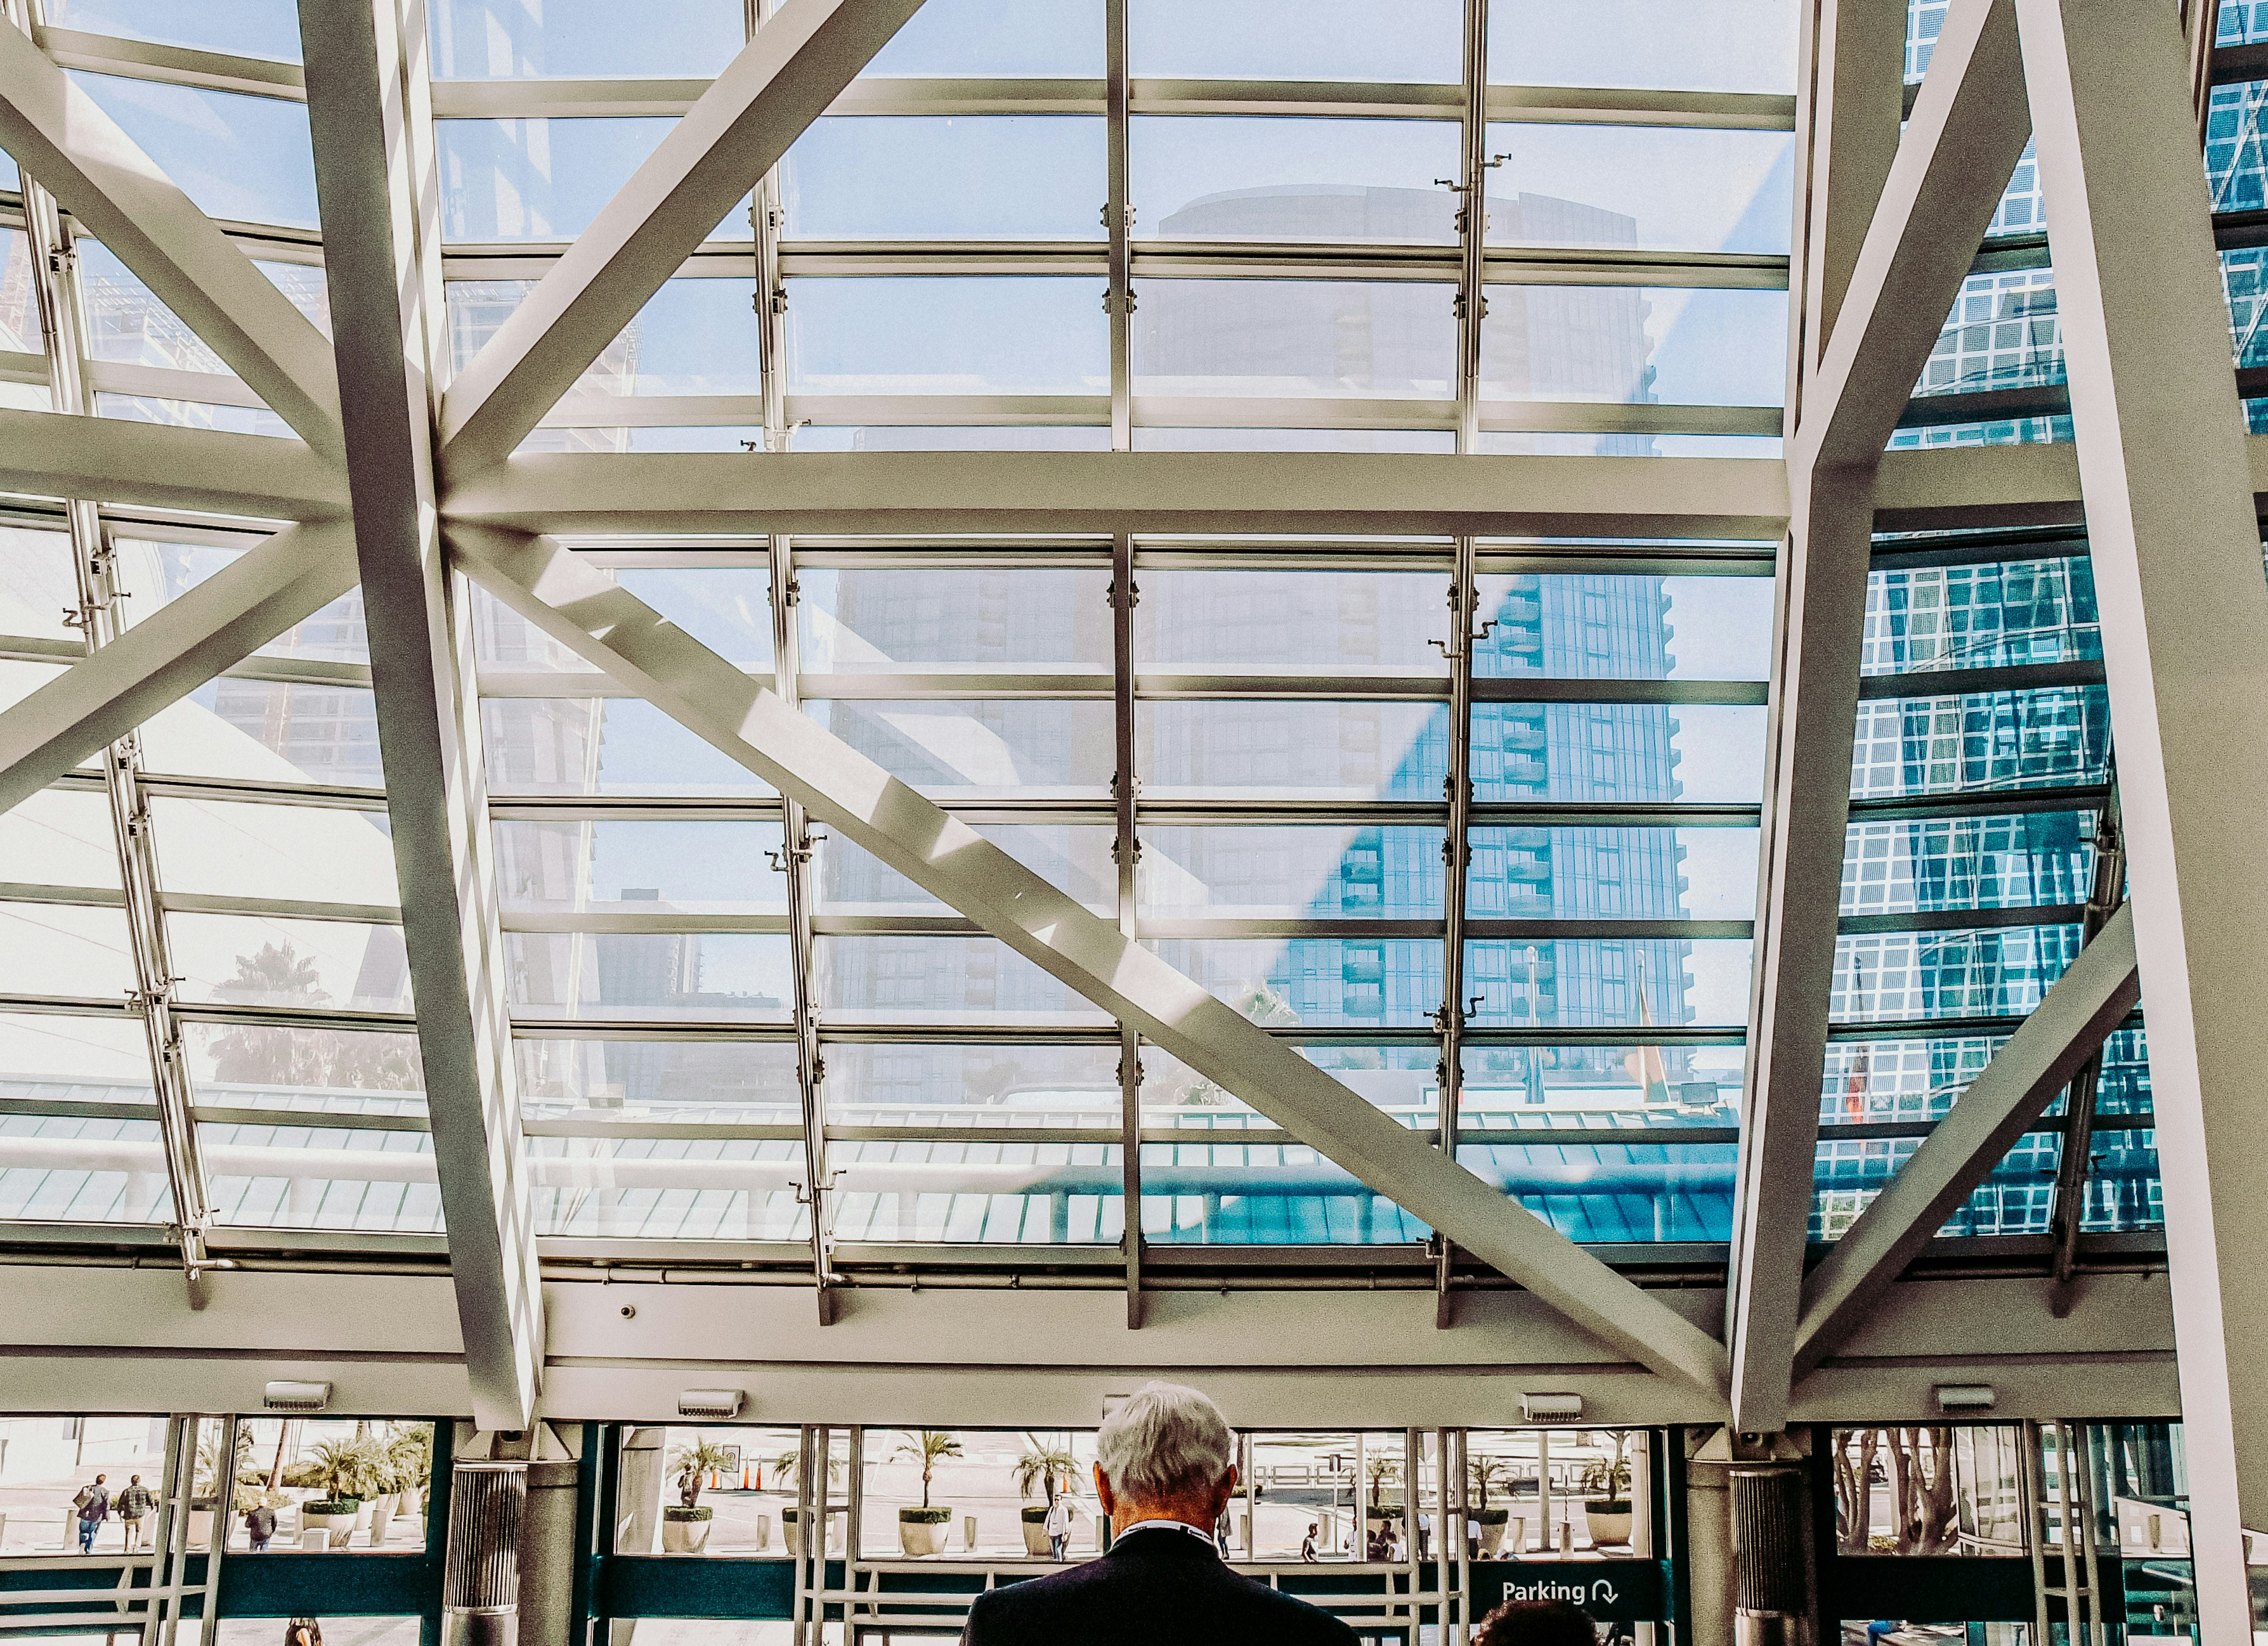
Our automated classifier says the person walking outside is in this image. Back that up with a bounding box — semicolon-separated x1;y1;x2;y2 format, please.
244;1500;277;1552
71;1475;109;1553
1300;1524;1319;1562
1042;1489;1074;1561
115;1476;155;1552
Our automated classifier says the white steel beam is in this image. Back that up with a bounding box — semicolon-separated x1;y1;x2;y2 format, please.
0;521;355;818
2017;0;2268;1629
1796;0;2033;469
440;450;1793;538
297;0;541;1429
1789;904;2139;1378
0;19;344;456
435;0;930;474
452;524;1735;1398
0;407;350;521
1791;0;1908;394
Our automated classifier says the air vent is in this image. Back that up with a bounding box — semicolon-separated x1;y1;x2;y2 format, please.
263;1380;332;1413
678;1389;745;1420
1520;1392;1584;1423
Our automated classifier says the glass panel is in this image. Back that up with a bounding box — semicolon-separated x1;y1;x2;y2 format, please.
1468;826;1760;921
612;1426;809;1555
481;699;776;796
257;259;332;335
530;1134;811;1238
852;1430;1102;1559
1132;280;1457;399
1131;119;1461;243
1134;427;1459;453
1473;574;1774;680
1471;703;1769;805
1136;569;1450;674
201;1117;440;1233
1142;1132;1429;1245
1917;268;2064;399
1482;125;1795;256
1463;1042;1747;1117
1137;701;1447;800
1140;826;1447;919
1864;555;2100;674
518;1039;797;1125
80;242;233;375
1459;1138;1737;1243
113;540;370;664
2226;0;2268;43
186;1023;424;1115
2207;80;2268;210
800;567;1112;671
170;917;414;1014
153;798;401;908
814;936;1111;1026
1;791;124;891
1488;0;1800;94
1130;0;1461;82
0;1015;161;1226
783;117;1105;240
96;395;296;440
0;1013;153;1104
0;526;77;642
143;682;385;788
1841;812;2097;917
823;1042;1121;1125
439;119;712;242
2227;247;2268;372
828;1137;1123;1243
791;425;1112;451
1815;1128;2087;1239
1831;924;2083;1023
0;233;41;354
1145;1044;1439;1129
49;0;302;60
0;903;136;999
1479;285;1790;408
70;74;318;229
1144;936;1445;1027
493;820;790;913
471;583;596;672
429;0;743;77
804;700;1114;794
1465;936;1754;1028
507;933;794;1022
219;1422;435;1552
616;567;776;666
866;0;1104;77
446;278;762;395
1848;687;2110;799
782;277;1109;395
816;827;1117;916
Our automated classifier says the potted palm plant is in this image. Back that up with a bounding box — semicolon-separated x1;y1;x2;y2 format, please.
1579;1433;1634;1549
894;1431;961;1557
1466;1456;1513;1557
301;1437;382;1548
663;1439;735;1554
192;1426;257;1548
1364;1456;1404;1531
769;1448;844;1557
386;1426;432;1526
1014;1435;1080;1557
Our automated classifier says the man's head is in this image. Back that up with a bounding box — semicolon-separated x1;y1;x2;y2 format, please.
128;1476;140;1486
94;1474;105;1484
1092;1382;1237;1529
1474;1598;1598;1646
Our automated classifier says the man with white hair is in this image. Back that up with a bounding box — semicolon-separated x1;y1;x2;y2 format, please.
960;1382;1356;1645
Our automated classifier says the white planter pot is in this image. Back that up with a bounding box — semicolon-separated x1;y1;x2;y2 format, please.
783;1513;802;1557
661;1517;714;1555
1472;1517;1508;1559
1022;1519;1052;1557
898;1515;949;1557
303;1512;355;1548
1584;1506;1633;1548
188;1508;215;1549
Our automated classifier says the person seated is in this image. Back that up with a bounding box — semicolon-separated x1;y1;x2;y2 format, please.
1474;1598;1600;1646
959;1382;1355;1646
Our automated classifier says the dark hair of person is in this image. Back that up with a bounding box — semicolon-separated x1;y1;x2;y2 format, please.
1473;1598;1598;1646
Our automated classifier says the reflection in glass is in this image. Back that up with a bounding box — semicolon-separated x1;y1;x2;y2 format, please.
200;1119;441;1233
1841;812;2095;918
1133;281;1456;399
1142;1045;1438;1128
440;118;704;242
507;932;793;1021
0;1013;159;1224
828;1138;1123;1243
1482;125;1794;255
494;820;789;913
170;916;414;1014
1137;570;1450;674
185;1023;424;1116
1138;701;1447;798
146;681;385;787
804;700;1114;793
1131;119;1461;243
154;797;400;908
1863;556;2099;674
518;1038;799;1119
481;699;775;796
1140;826;1447;920
814;936;1109;1025
112;539;370;664
1811;1127;2140;1240
1479;285;1789;408
1473;703;1768;805
1473;574;1773;681
783;278;1109;395
1488;0;1799;93
1145;936;1445;1027
818;828;1116;916
1830;924;2082;1024
446;278;762;396
70;74;318;228
1459;1139;1737;1243
1468;827;1759;921
1462;1042;1747;1118
1848;687;2109;800
77;243;231;375
783;118;1105;240
801;567;1112;670
527;1132;808;1238
429;0;741;77
1915;268;2063;399
1467;937;1752;1030
823;1042;1120;1125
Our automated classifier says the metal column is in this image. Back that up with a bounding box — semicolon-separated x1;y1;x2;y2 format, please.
1112;532;1144;1325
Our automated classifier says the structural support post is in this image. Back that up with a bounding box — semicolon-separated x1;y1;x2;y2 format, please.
455;526;1735;1395
1110;533;1144;1327
2017;0;2268;1631
297;0;542;1428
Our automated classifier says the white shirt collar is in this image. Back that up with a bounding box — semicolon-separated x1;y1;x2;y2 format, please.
1114;1518;1220;1549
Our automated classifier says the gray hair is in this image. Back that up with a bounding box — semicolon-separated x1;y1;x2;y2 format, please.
1096;1382;1235;1504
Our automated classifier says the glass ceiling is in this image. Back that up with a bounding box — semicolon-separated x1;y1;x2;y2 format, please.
0;0;2199;1269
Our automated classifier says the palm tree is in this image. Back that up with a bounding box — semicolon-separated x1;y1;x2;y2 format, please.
195;1425;257;1504
1365;1455;1400;1511
305;1437;387;1504
1467;1455;1513;1514
1014;1435;1081;1506
769;1446;844;1492
667;1439;738;1507
894;1430;963;1510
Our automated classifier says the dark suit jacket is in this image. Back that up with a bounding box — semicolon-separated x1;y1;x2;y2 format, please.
961;1525;1358;1646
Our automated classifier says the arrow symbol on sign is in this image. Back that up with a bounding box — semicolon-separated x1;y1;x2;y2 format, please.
1591;1579;1620;1605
